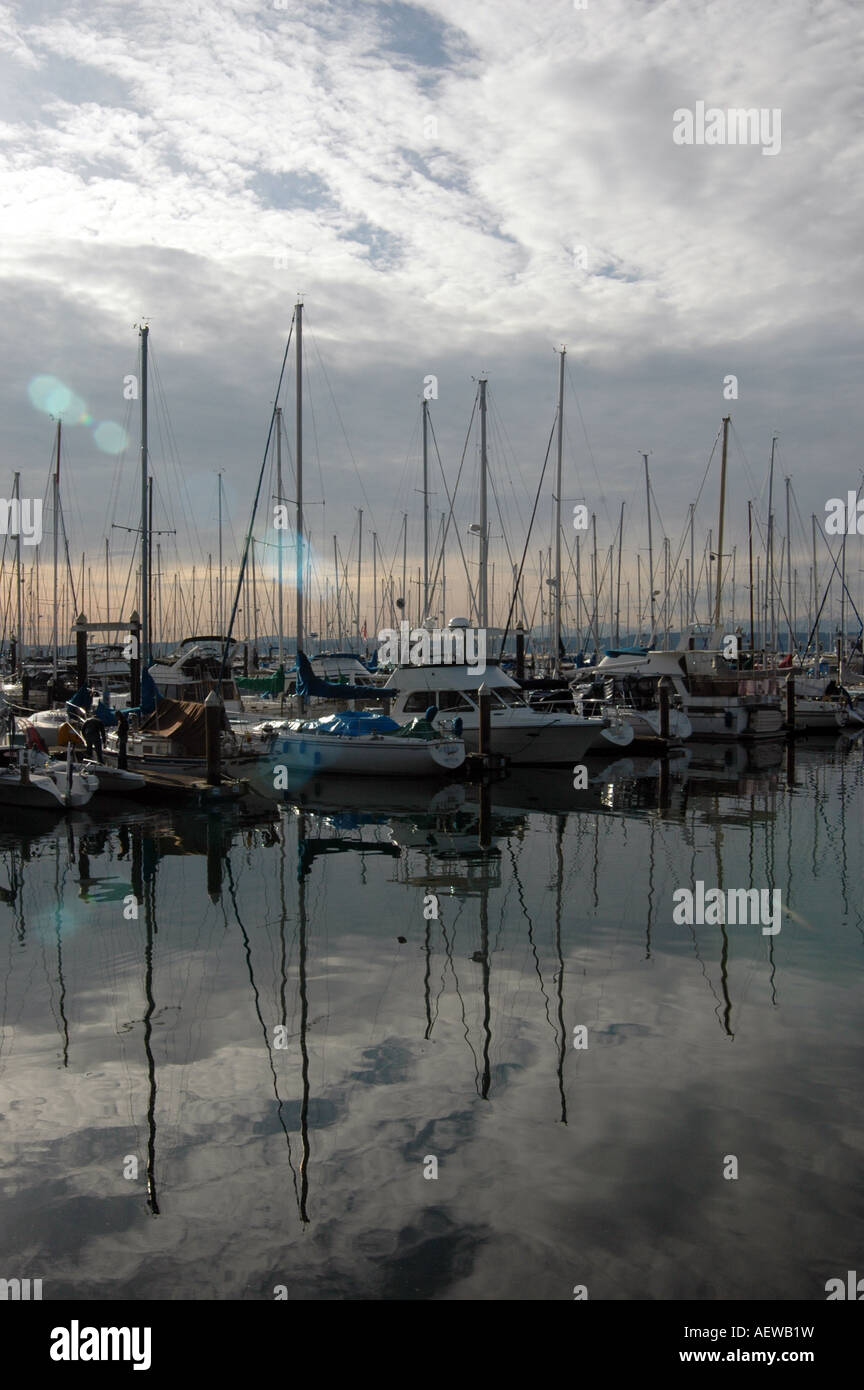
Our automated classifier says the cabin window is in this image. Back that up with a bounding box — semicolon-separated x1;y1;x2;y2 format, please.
491;688;525;707
403;690;474;713
438;690;476;711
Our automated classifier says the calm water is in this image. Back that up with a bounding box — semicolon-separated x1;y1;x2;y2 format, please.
1;737;862;1301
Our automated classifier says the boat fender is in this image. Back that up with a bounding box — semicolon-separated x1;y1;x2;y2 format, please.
425;705;438;724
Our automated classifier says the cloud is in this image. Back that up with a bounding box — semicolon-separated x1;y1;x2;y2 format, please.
0;0;862;634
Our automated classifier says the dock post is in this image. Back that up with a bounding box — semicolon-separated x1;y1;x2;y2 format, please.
75;612;88;688
785;675;795;733
658;678;670;741
204;690;221;786
478;682;491;757
129;610;141;708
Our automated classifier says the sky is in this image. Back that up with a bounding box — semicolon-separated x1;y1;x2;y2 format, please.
1;0;862;643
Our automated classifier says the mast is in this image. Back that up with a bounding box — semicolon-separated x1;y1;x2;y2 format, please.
811;514;818;657
52;419;60;680
105;537;110;631
767;433;776;654
356;508;362;646
139;325;149;665
785;474;793;654
840;527;847;682
554;347;565;673
275;407;284;664
401;512;407;619
713;416;730;630
13;473;23;673
591;512;598;653
689;502;695;625
615;501;624;646
295;299;304;666
372;532;378;639
479;377;488;628
422;398;429;619
748;500;755;654
217;471;223;635
643;453;655;639
333;535;340;645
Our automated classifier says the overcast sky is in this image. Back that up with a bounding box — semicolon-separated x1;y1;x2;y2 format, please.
2;0;862;638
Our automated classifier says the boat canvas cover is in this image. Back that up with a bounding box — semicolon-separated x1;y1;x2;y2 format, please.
295;651;374;700
140;698;228;755
236;665;284;694
315;711;400;736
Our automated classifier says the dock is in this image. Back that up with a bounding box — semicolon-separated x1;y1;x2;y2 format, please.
135;768;250;805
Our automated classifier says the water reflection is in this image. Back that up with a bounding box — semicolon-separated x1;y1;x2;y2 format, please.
1;734;862;1298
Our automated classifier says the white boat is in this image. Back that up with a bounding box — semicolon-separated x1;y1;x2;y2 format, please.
261;708;466;777
145;637;245;712
0;748;98;809
382;645;633;764
570;633;784;741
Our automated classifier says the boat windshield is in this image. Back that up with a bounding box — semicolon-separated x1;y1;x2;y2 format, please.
491;688;526;707
403;690;475;713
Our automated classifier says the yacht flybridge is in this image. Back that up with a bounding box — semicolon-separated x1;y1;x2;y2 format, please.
383;642;633;765
571;631;784;741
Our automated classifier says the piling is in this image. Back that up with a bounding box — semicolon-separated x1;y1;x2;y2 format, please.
75;612;88;688
129;610;141;708
515;625;525;680
204;690;222;786
477;682;491;756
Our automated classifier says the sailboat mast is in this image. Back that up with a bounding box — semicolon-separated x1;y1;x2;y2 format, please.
295;299;304;663
785;475;793;654
811;513;818;657
52;419;60;680
479;377;488;628
422;398;429;620
275;406;284;664
217;472;223;635
13;473;23;673
713;416;730;630
356;508;362;645
554;347;565;672
748;499;755;653
615;501;624;647
140;325;149;665
767;433;776;653
643;453;655;638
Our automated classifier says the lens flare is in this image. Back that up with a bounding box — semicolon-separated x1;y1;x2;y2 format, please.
92;421;128;454
28;375;88;423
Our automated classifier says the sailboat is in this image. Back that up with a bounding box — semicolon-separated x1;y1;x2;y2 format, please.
0;746;97;809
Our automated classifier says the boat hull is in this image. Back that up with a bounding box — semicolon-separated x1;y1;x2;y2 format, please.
268;732;466;776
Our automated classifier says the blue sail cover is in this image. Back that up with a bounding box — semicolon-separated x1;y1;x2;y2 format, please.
315;711;400;736
66;685;92;714
295;651;374;700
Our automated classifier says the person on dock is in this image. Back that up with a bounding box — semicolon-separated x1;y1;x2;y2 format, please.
82;716;105;764
116;711;129;770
